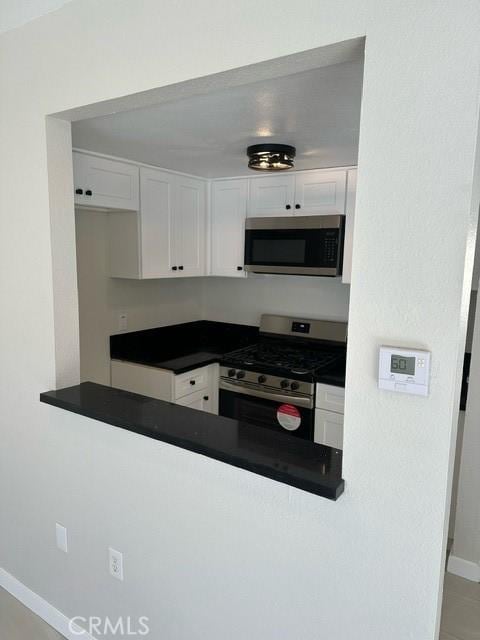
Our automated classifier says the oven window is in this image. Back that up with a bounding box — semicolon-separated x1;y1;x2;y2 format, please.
251;238;306;264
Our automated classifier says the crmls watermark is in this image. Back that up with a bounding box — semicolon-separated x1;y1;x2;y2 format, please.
69;616;150;636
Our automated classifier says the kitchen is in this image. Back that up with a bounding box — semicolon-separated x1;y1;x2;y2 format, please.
50;57;364;498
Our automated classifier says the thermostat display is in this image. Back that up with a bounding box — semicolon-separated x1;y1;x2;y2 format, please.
379;346;430;396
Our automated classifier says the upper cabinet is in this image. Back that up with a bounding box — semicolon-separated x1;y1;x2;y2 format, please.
73;152;139;211
75;151;356;282
247;169;347;217
248;175;295;217
109;167;206;279
294;170;346;215
209;179;248;277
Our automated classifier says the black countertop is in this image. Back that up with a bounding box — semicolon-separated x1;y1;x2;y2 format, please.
110;321;259;374
40;382;344;500
110;320;347;387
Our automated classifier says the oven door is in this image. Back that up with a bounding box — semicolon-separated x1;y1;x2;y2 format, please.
244;215;344;277
219;381;314;440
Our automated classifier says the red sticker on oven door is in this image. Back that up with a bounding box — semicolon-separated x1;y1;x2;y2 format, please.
277;404;301;431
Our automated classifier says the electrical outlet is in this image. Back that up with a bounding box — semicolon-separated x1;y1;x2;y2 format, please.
119;313;127;331
109;547;124;581
56;523;68;553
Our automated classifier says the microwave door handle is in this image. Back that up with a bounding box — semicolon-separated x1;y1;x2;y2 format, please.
219;379;313;409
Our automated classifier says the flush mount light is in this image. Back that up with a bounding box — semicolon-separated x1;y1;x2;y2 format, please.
247;144;296;171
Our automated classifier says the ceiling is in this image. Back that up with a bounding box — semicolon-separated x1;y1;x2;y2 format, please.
72;59;364;179
0;0;72;34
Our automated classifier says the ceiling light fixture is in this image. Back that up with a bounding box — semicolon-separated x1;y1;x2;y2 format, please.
247;144;296;171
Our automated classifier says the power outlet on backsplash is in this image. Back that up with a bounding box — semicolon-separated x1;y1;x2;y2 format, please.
118;313;128;331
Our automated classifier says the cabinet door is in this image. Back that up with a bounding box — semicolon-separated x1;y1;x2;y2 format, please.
139;167;175;278
247;175;295;217
294;169;346;215
210;180;247;277
176;389;214;413
314;409;344;450
73;152;139;210
111;360;173;401
174;176;206;277
342;168;357;284
315;383;345;414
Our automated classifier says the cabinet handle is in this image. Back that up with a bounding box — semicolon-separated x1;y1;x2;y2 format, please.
178;265;184;270
237;266;243;271
285;204;291;210
203;396;209;401
172;266;177;271
190;380;196;386
295;204;301;210
85;190;93;196
75;188;83;195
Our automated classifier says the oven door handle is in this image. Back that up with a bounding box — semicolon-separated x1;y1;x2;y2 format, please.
219;379;313;409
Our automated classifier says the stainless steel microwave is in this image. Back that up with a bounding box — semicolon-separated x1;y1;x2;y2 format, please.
244;215;345;277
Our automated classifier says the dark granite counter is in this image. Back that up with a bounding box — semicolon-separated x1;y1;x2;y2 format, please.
40;382;344;500
110;321;259;374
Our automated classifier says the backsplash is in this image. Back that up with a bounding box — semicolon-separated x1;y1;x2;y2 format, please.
201;274;350;326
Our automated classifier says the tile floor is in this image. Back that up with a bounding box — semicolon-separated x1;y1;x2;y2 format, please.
0;573;479;640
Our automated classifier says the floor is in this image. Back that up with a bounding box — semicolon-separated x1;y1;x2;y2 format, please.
0;574;479;640
441;572;480;640
0;587;64;639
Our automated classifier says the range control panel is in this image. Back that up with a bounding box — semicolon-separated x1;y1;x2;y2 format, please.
378;346;431;396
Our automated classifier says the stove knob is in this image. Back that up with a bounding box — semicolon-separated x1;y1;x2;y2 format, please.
227;369;236;378
280;379;289;389
258;375;267;384
290;381;300;391
236;370;246;380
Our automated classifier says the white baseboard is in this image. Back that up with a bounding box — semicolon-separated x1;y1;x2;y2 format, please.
447;555;480;582
0;567;94;639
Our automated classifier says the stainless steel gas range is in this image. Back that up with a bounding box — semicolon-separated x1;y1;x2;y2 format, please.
219;315;347;440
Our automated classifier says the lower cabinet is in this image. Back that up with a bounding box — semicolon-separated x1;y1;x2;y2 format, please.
111;360;218;414
314;409;344;450
176;389;214;413
314;383;345;450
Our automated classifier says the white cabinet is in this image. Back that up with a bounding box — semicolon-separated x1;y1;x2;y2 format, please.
314;409;344;450
139;167;175;278
73;152;139;211
314;382;345;450
248;175;295;217
294;170;346;215
342;168;357;284
109;167;206;279
176;389;214;413
111;360;218;414
247;169;347;218
210;179;247;277
174;175;206;277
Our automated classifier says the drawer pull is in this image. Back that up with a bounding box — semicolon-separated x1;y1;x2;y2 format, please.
203;396;209;401
190;380;195;386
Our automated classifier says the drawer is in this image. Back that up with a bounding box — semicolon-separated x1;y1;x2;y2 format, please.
314;409;344;450
315;383;345;414
174;366;210;399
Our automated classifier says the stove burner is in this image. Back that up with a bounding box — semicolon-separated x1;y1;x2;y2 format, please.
223;340;342;378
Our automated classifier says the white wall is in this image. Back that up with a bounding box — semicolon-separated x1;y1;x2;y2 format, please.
1;2;480;640
202;276;349;325
75;210;203;384
449;291;480;581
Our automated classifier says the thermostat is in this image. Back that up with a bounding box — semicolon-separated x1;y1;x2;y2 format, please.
378;346;430;396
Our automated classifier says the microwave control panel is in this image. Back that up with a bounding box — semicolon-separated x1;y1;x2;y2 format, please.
378;346;431;396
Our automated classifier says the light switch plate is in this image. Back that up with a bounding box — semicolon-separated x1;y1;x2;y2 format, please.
56;523;68;553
